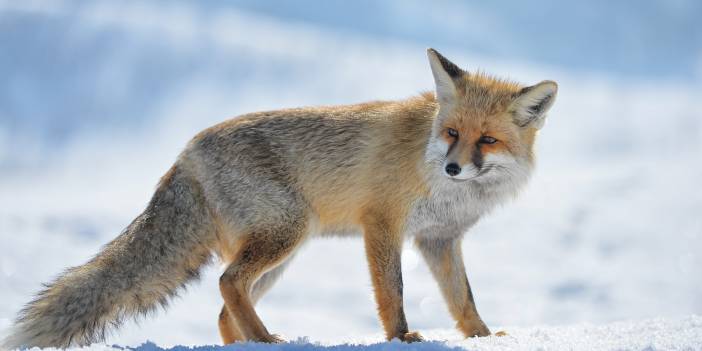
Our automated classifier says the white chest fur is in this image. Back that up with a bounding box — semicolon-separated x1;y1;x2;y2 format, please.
404;180;512;239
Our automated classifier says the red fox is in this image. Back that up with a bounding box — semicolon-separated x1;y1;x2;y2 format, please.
2;49;557;349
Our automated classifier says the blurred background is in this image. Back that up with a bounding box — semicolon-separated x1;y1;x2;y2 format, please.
1;0;701;347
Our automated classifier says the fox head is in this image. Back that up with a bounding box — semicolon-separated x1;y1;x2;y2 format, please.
424;48;557;190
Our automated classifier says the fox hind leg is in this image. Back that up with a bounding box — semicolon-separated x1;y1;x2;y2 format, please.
250;257;294;304
218;254;294;344
218;221;306;343
218;304;244;344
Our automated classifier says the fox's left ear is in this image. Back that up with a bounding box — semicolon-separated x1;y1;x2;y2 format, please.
510;80;558;129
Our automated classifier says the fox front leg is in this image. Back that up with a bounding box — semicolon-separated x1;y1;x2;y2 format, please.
362;216;423;343
415;236;490;337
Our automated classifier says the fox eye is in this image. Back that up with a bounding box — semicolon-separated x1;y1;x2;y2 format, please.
447;128;459;138
479;135;497;144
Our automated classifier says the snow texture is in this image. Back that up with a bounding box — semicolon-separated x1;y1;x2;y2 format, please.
1;0;701;350
12;316;702;351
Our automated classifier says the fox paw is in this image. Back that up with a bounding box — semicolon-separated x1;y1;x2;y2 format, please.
400;331;424;343
494;330;508;337
460;320;491;338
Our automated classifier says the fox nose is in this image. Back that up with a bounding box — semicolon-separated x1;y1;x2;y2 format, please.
445;163;461;176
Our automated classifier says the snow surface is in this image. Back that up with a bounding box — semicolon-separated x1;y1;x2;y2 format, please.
1;0;701;350
13;316;702;351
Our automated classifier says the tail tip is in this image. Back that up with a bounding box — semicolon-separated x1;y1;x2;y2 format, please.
1;326;32;351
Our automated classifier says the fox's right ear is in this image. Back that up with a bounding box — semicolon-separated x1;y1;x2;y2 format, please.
427;48;464;106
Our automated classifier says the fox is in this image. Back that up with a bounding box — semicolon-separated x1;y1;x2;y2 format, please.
1;48;557;349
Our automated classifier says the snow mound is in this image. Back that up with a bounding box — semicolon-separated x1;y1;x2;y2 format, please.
16;315;700;351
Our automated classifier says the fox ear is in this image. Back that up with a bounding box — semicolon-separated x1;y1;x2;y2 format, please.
427;48;464;106
510;80;558;129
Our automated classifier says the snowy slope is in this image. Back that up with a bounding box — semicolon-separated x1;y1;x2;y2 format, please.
1;1;701;350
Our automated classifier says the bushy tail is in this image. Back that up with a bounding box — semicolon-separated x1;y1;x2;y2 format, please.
2;165;217;349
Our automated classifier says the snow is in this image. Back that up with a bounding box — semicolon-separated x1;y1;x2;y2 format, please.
1;1;701;350
11;316;702;351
